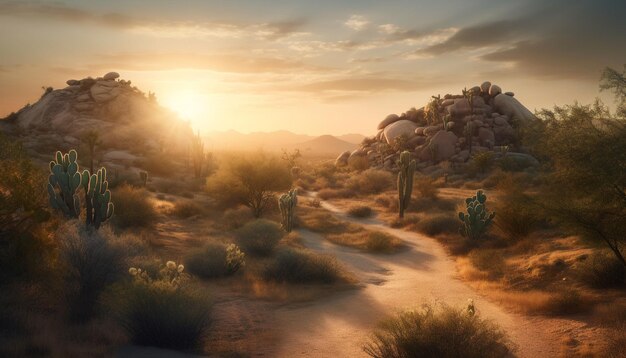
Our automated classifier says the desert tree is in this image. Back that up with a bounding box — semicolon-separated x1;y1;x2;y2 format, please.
537;100;626;266
600;64;626;118
206;152;292;218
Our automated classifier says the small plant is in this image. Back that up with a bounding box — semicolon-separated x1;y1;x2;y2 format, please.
397;151;416;218
47;150;82;218
458;190;495;240
278;189;298;232
225;243;246;273
185;243;245;279
119;261;211;351
262;248;346;284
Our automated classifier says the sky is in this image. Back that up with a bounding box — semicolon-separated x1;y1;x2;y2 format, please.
0;0;624;135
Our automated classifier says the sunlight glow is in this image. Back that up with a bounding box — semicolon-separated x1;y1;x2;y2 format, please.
162;90;210;128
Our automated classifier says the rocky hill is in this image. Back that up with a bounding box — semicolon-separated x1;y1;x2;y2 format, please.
336;81;539;170
0;72;193;171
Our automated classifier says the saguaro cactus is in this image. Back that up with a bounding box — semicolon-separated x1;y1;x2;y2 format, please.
278;189;298;232
47;150;82;217
81;167;114;230
397;151;416;218
458;190;495;240
139;171;148;187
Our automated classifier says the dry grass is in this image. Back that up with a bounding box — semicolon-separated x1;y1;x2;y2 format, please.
317;188;355;200
298;206;360;235
112;184;158;229
347;205;373;218
414;213;459;236
262;247;351;284
170;200;204;219
327;230;404;254
345;169;394;195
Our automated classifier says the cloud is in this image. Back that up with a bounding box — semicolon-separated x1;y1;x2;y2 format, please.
344;15;369;31
288;76;434;93
0;1;306;40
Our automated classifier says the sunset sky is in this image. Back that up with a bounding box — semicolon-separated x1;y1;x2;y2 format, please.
0;0;624;135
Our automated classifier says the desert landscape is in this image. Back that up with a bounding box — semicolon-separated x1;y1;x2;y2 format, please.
1;1;625;357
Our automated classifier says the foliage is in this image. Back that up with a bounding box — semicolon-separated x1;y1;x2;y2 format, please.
600;64;626;118
536;101;626;266
235;219;284;256
118;261;211;351
425;94;442;125
278;189;298;232
185;242;245;279
416;213;459;236
348;205;373;218
112;185;157;229
365;231;401;253
363;304;510;358
262;247;345;284
61;225;125;322
413;175;438;199
281;148;301;169
397;151;416;218
576;251;625;288
494;176;542;239
458;190;495;240
346;168;394;194
470;152;495;174
206;153;292;217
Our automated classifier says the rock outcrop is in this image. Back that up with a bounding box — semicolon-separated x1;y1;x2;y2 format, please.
349;81;539;170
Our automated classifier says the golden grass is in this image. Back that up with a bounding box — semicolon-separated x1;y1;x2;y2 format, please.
327;230;404;254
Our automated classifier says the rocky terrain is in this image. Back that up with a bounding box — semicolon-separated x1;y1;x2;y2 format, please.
336;81;538;171
0;72;193;171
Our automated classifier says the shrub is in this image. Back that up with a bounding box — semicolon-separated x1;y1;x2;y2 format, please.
470;152;496;174
413;175;438;199
348;205;373;218
363;304;510;358
61;224;125;322
416;214;458;236
117;262;211;351
220;206;254;230
494;176;542;239
577;251;625;288
366;232;402;253
111;185;157;229
317;188;354;200
185;242;245;279
345;169;394;194
263;248;345;284
468;249;506;279
171;200;203;219
235;219;284;256
348;155;369;171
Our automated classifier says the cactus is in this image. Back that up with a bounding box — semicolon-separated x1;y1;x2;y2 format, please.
278;189;298;232
47;150;83;217
139;171;148;186
458;190;495;240
462;87;476;154
425;95;442;125
80;167;114;230
397;151;416;218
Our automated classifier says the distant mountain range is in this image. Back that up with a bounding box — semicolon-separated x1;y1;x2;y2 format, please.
203;130;365;154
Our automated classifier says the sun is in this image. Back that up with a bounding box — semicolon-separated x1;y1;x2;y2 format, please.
162;90;208;124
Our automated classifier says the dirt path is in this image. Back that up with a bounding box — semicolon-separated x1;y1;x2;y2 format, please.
269;198;578;357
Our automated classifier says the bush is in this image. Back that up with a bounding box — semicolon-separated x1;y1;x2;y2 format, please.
363;304;510;358
317;188;354;200
263;248;345;284
61;224;125;322
112;185;157;229
468;249;506;279
345;169;394;194
348;205;373;218
185;242;245;279
415;214;458;236
220;206;254;230
470;152;496;174
577;251;625;288
171;200;203;218
235;219;283;256
366;232;401;253
494;176;542;239
413;175;438;199
117;262;211;351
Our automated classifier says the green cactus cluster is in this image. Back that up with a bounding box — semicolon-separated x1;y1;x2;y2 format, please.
458;190;495;240
47;149;113;230
81;167;114;230
397;151;416;218
278;189;298;232
47;150;82;217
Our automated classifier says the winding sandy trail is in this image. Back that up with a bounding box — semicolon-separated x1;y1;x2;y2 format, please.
269;198;572;357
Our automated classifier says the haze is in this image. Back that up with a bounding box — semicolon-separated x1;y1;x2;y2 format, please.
0;0;624;135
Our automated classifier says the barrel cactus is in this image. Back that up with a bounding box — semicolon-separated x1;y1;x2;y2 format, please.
397;151;416;218
81;167;114;230
458;190;495;240
278;189;298;232
47;150;83;217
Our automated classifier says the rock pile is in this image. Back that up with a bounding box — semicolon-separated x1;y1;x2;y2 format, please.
336;81;538;170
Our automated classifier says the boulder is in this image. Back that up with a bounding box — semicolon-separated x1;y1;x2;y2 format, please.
447;97;487;118
103;72;120;81
428;130;458;161
377;114;400;130
66;79;80;86
493;93;535;125
406;135;427;148
505;91;514;97
493;123;516;145
494;116;509;126
441;99;454;107
489;84;502;97
423;125;443;137
480;81;491;94
502;152;539;166
90;80;121;103
383;120;417;144
415;127;425;136
335;151;350;166
478;127;495;146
